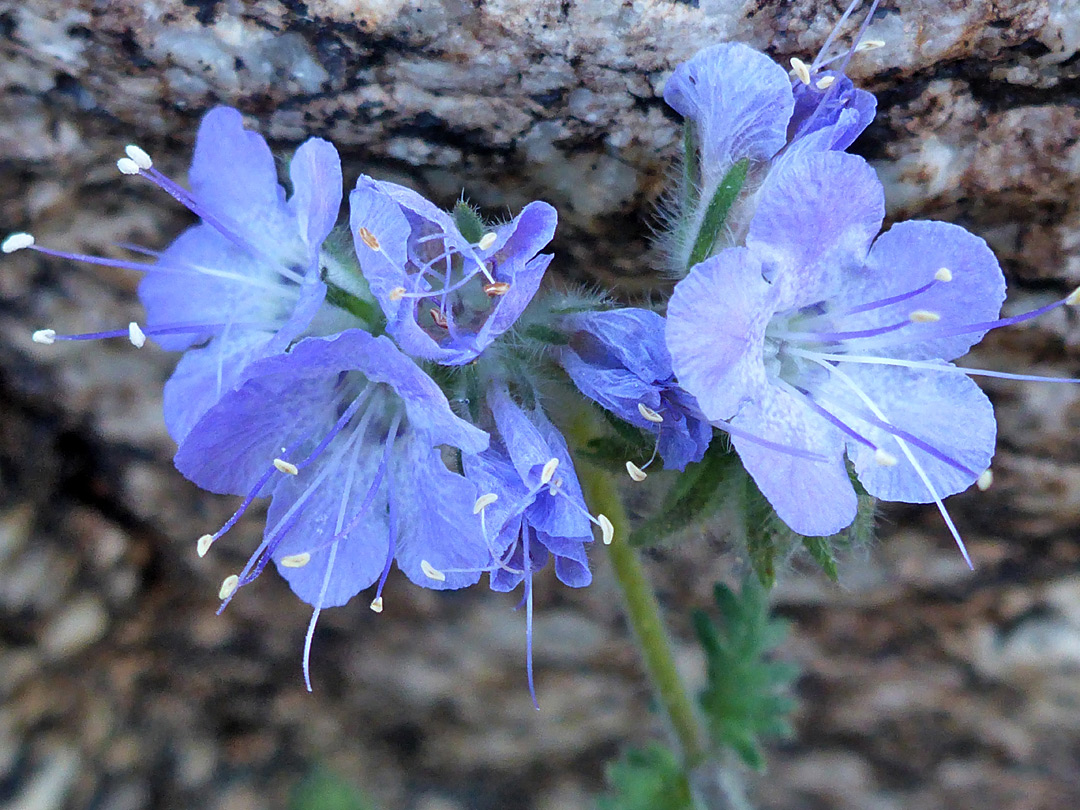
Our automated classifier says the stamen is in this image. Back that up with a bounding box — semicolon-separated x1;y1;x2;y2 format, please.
935;267;953;282
358;226;380;251
116;157;141;175
124;144;153;170
815;75;836;90
977;469;993;491
855;38;885;52
626;461;648;482
638;402;664;423
909;310;941;324
370;596;384;613
874;448;898;467
389;286;406;302
273;459;300;476
280;552;311;568
429;308;448;329
2;232;34;253
478;232;497;250
32;329;56;345
473;493;499;514
421;560;447;582
540;458;560;485
1068;286;1080;306
196;534;215;558
218;575;240;600
484;281;511;297
712;418;828;462
127;321;146;348
598;514;614;545
790;57;812;85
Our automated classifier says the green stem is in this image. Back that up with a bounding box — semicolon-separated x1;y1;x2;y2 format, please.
577;462;708;770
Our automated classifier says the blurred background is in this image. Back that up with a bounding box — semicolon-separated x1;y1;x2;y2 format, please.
2;1;1080;808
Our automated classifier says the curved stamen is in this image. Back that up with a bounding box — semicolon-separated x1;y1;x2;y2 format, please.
865;291;1079;349
135;165;305;284
822;278;940;319
788;348;1080;384
373;414;403;601
522;527;538;711
772;320;910;343
13;242;290;295
780;381;877;450
712;418;827;462
35;320;281;345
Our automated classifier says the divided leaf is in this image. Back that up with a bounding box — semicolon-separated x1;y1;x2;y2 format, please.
694;577;799;770
596;745;694;810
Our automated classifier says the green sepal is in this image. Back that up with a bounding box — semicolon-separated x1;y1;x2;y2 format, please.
687;158;749;270
596;745;694;810
324;280;384;330
694;577;798;771
800;535;839;581
453;199;486;244
681;121;700;212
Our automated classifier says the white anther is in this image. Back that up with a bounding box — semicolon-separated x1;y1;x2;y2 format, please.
2;232;34;253
389;286;406;302
598;514;614;545
477;232;497;250
909;310;941;323
874;448;899;467
473;492;499;514
976;469;993;491
1067;286;1080;306
421;560;447;582
218;574;239;600
273;458;299;476
196;534;215;558
935;267;953;282
815;75;836;90
116;157;141;175
790;57;811;85
625;461;648;482
31;329;56;345
369;596;384;613
127;321;146;348
280;552;311;568
124;144;153;170
540;457;560;485
855;39;886;52
637;402;664;423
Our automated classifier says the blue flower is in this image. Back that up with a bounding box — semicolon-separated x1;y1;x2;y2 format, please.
173;329;491;687
666;148;1080;562
556;308;711;472
662;7;878;272
349;176;557;365
462;382;610;703
7;107;345;443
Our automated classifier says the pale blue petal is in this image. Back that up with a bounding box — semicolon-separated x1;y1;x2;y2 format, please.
664;43;794;185
730;384;857;536
392;432;489;590
747;151;884;309
845;220;1007;362
288;137;343;260
666;248;774;421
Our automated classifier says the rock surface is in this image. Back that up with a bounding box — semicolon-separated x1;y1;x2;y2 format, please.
2;1;1080;808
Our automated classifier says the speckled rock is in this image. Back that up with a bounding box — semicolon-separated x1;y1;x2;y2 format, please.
3;2;1080;809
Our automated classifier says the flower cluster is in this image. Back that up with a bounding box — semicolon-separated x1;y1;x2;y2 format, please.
7;0;1073;698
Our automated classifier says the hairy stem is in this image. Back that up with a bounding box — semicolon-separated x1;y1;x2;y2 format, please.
577;462;708;770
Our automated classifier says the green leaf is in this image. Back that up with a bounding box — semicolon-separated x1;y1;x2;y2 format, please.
695;577;799;771
596;745;694;810
290;767;377;810
628;441;741;547
687;158;749;269
453;199;486;244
